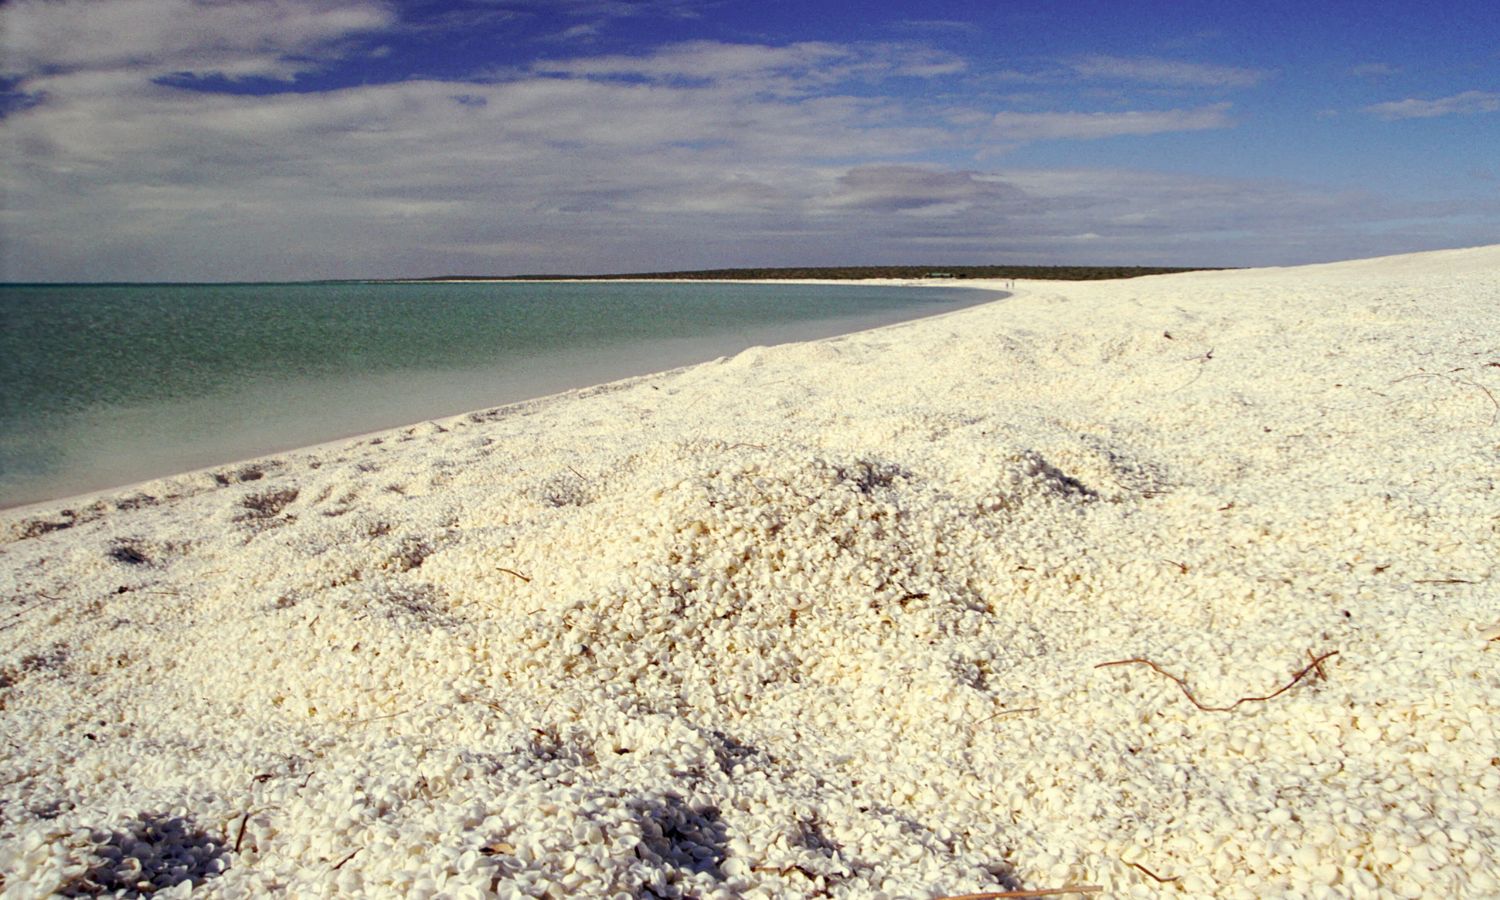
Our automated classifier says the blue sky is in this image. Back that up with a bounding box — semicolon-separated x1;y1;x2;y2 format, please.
1;0;1496;280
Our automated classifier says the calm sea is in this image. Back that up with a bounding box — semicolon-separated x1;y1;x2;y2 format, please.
0;280;990;508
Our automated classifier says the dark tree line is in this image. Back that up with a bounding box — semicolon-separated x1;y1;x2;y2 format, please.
420;264;1221;282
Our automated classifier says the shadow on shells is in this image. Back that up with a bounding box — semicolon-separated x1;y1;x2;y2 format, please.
58;812;229;897
629;793;729;882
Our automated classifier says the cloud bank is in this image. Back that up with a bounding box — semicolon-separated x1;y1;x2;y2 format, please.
1;0;1494;280
989;103;1233;141
1366;90;1500;120
1;0;394;79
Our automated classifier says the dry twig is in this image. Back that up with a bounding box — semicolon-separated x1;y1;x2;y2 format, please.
0;591;62;631
1169;345;1216;391
1127;861;1180;883
233;812;250;854
497;567;531;583
1095;650;1338;712
233;773;275;854
1391;372;1499;426
0;602;47;631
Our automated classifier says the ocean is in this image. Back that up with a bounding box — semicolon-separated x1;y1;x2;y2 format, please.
0;280;991;508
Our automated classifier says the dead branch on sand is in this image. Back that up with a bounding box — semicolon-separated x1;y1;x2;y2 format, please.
1095;650;1338;712
1391;372;1498;426
1127;860;1180;883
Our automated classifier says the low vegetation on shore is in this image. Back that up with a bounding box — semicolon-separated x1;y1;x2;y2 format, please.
420;264;1218;282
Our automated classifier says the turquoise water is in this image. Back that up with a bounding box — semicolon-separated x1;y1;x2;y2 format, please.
0;281;991;507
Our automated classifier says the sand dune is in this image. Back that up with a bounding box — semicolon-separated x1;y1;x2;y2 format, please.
2;247;1498;898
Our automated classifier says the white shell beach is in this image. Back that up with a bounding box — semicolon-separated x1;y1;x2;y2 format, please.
2;247;1498;898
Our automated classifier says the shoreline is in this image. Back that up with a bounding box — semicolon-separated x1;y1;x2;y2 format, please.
0;278;1006;515
3;251;1498;896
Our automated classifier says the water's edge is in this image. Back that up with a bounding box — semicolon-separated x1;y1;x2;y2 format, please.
1;281;1004;510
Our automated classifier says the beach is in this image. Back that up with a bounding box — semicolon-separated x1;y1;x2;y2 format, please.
1;246;1497;897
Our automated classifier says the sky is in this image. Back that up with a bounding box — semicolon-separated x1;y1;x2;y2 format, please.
1;0;1497;281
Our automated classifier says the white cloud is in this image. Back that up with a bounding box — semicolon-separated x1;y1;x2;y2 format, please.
557;23;604;41
538;41;852;84
535;40;965;92
989;103;1233;141
0;33;960;278
1070;55;1268;88
1365;90;1500;120
0;0;395;80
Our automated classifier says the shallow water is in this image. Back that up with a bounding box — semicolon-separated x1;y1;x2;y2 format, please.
0;280;991;506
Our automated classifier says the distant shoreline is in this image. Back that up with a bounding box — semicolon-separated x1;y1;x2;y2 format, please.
399;264;1221;283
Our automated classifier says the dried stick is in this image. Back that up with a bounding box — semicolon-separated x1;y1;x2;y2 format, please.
1095;650;1338;712
1307;650;1328;681
341;705;418;726
233;812;251;854
1391;372;1499;425
1454;378;1493;424
0;601;47;631
937;887;1102;899
233;772;274;854
0;591;60;631
1127;861;1180;883
497;567;531;583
